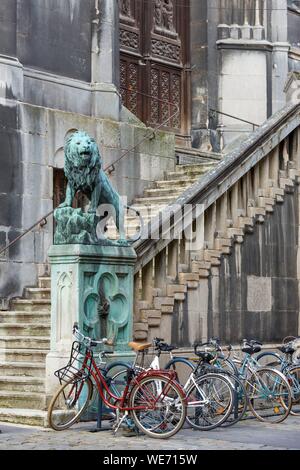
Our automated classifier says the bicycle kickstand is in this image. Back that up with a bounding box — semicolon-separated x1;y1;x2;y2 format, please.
112;410;129;436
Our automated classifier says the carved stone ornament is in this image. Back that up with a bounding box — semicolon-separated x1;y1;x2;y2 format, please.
119;0;132;17
154;0;175;32
83;272;130;346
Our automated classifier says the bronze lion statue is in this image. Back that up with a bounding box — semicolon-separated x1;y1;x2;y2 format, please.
59;130;125;241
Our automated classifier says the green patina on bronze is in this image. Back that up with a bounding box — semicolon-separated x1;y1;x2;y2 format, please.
54;130;126;245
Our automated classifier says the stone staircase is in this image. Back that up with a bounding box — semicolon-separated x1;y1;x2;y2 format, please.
107;161;219;238
0;157;219;426
0;276;51;426
133;152;300;343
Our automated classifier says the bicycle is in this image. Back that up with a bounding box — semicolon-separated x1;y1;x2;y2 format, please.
189;339;248;427
113;337;235;430
256;339;300;416
255;336;300;368
222;339;293;423
47;324;187;439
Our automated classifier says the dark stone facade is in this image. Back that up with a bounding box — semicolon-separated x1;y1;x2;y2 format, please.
0;0;17;56
210;191;299;343
17;0;92;81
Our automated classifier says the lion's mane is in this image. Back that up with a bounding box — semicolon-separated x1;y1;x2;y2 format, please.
64;131;101;194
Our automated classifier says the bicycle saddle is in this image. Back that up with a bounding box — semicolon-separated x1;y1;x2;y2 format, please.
157;343;177;352
128;341;152;352
241;345;261;354
241;339;262;355
278;344;295;355
194;350;215;363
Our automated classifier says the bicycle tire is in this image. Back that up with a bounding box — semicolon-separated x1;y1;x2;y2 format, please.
104;361;132;398
185;373;234;430
246;367;292;423
255;351;283;369
218;372;248;427
216;357;240;376
129;374;186;439
285;366;300;416
47;377;93;431
164;357;195;387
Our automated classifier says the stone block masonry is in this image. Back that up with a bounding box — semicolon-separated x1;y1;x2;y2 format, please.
0;99;175;306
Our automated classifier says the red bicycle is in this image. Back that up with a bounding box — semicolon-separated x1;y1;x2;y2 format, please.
47;324;187;439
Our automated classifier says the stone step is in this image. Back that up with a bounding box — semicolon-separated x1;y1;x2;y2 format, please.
167;171;206;180
105;228;145;239
133;195;175;205
0;323;50;337
130;205;165;216
0;348;48;363
0;336;50;350
167;166;216;180
0;376;45;393
0;390;47;410
0;361;45;377
38;277;51;289
175;163;217;172
106;217;151;230
144;188;183;198
0;407;48;426
0;311;50;324
24;288;51;300
154;178;199;188
10;299;51;312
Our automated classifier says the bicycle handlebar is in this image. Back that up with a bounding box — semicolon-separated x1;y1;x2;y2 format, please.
73;323;108;348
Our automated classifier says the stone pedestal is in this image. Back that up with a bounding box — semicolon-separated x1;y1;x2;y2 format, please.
45;244;137;399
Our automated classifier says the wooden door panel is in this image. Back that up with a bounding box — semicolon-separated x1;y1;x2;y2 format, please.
119;0;190;136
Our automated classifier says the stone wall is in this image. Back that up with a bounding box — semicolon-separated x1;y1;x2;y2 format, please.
0;100;175;307
208;191;299;343
169;190;299;346
18;0;93;82
190;0;296;150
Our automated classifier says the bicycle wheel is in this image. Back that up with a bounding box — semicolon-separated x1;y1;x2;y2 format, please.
185;373;234;430
105;362;132;399
165;357;195;387
246;367;292;423
47;378;93;431
286;366;300;416
219;373;248;427
129;374;186;439
255;351;283;369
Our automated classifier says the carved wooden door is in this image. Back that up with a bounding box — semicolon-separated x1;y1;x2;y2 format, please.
119;0;190;138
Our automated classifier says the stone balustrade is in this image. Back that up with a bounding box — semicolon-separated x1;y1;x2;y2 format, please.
133;103;300;344
218;0;265;41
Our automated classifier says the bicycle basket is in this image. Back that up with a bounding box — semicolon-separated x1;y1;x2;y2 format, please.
54;341;93;385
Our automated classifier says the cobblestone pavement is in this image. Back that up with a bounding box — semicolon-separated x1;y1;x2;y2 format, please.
0;415;300;450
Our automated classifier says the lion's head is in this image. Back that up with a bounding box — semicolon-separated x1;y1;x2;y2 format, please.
64;131;101;193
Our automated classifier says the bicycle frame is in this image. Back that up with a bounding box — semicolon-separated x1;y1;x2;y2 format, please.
68;347;184;413
231;353;292;401
148;351;214;407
